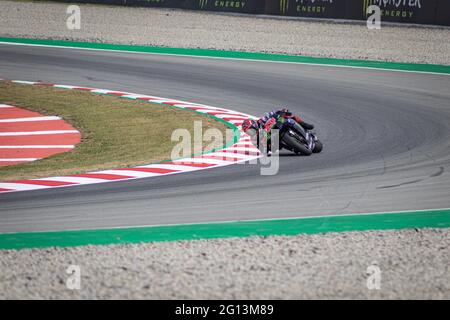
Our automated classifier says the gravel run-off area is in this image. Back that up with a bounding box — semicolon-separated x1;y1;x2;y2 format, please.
1;228;449;299
0;1;449;299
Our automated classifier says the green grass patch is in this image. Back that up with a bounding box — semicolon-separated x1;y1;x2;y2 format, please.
0;81;229;180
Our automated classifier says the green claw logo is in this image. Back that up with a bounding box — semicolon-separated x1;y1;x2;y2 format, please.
199;0;208;9
363;0;375;17
280;0;289;15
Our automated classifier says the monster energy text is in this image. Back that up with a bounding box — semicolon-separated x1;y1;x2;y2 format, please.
297;5;326;14
294;0;334;15
214;1;246;9
363;0;422;18
199;0;246;9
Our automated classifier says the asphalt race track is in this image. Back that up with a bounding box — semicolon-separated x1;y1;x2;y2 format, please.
1;44;450;233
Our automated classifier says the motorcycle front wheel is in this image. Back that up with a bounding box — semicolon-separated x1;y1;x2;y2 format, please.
282;133;312;156
313;140;323;153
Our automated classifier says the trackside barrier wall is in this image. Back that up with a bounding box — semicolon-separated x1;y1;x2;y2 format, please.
52;0;450;26
266;0;449;26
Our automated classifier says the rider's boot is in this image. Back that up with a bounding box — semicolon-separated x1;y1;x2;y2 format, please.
300;122;314;130
293;115;314;130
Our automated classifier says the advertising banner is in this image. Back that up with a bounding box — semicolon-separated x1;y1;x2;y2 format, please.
52;0;126;4
56;0;265;13
271;0;347;18
51;0;449;26
187;0;265;14
125;0;187;8
435;0;450;26
52;0;187;8
282;0;346;19
360;0;438;25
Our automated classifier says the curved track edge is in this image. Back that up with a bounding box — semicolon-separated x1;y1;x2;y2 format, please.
1;208;449;250
0;38;449;75
0;79;261;193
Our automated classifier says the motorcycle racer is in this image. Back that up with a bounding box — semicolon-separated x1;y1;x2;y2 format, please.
260;109;314;131
241;108;315;155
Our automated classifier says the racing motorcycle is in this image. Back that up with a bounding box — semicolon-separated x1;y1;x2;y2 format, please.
262;114;323;156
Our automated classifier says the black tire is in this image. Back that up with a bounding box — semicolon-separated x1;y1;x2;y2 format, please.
282;133;312;156
313;140;323;153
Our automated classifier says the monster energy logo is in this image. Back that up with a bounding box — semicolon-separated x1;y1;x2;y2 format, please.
363;0;374;16
280;0;289;14
199;0;208;9
363;0;422;17
364;0;422;15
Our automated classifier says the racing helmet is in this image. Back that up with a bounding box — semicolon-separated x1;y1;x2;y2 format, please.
242;118;258;135
280;107;293;117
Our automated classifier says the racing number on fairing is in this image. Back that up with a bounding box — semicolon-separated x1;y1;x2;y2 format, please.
264;117;277;132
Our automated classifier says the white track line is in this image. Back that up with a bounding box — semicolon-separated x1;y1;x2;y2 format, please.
0;116;61;123
141;164;208;172
159;157;233;165
89;89;116;94
91;169;162;178
0;158;39;161
0;183;49;191
2;41;448;77
0;145;74;149
53;85;79;90
0;130;79;136
35;176;110;184
9;80;36;85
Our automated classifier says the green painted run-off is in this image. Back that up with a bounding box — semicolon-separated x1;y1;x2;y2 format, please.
0;209;449;250
1;37;449;74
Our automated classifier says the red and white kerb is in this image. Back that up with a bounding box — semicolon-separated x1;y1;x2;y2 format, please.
0;103;80;167
0;80;261;193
